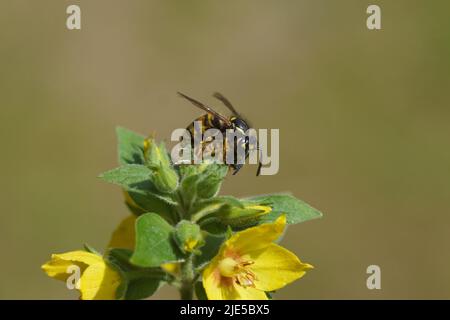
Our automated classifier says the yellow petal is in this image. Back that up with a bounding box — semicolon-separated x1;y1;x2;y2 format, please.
79;262;122;300
161;262;181;276
233;284;268;300
52;250;103;265
214;284;267;300
225;215;286;254
41;258;76;281
184;238;199;252
202;257;224;300
244;205;272;215
42;251;102;282
248;243;313;291
108;215;136;250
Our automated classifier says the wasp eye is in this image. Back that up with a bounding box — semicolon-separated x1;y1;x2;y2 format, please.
232;118;249;131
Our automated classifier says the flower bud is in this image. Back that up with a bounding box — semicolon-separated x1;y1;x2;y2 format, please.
173;220;204;254
144;139;179;193
218;205;272;228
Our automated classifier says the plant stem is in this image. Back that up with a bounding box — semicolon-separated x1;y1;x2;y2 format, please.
179;254;195;300
175;190;187;221
180;281;194;300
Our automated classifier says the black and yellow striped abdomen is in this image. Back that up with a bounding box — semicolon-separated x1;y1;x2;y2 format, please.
186;113;227;136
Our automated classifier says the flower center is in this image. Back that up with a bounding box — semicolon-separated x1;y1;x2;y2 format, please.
218;257;257;288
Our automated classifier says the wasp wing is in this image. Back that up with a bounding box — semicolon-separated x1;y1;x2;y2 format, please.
178;92;232;127
213;92;240;117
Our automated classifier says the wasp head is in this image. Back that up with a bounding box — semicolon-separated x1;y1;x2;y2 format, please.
230;117;250;133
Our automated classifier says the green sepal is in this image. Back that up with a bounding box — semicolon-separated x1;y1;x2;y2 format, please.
83;243;101;255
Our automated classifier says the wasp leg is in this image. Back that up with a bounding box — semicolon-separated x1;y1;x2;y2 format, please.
232;164;243;175
256;145;264;176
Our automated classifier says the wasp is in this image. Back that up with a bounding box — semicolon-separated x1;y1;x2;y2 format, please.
177;92;262;176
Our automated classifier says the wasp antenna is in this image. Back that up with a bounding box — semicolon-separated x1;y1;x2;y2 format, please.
177;91;209;108
177;91;193;100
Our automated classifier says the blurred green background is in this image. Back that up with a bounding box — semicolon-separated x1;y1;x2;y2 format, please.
1;0;449;299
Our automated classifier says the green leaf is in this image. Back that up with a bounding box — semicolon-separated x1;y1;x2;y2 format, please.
198;217;228;234
115;281;128;300
178;164;229;215
195;281;208;300
179;173;201;212
125;191;176;223
195;233;224;267
105;248;135;272
145;141;179;193
125;278;161;300
100;165;177;206
99;164;152;188
105;248;165;300
177;164;200;179
196;164;228;199
243;194;323;224
130;213;181;267
116;126;145;165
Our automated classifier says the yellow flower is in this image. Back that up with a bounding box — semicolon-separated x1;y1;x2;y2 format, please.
202;215;313;300
108;214;137;250
161;262;181;276
42;251;122;300
183;238;199;252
